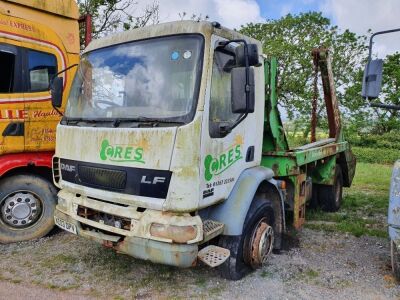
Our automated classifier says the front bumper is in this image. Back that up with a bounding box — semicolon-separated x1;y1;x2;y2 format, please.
55;189;205;267
55;209;198;267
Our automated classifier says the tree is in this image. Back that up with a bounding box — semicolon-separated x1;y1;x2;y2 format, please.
240;12;368;128
77;0;160;41
178;12;209;22
368;53;400;133
340;52;400;135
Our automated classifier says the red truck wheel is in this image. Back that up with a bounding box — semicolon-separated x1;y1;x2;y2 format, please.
0;174;57;243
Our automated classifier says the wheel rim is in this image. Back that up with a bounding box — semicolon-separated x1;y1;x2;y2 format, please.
0;191;42;229
248;217;274;268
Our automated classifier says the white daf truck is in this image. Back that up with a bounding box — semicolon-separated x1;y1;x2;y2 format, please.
51;21;355;280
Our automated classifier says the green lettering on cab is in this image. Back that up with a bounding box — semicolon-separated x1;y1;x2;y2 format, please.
100;139;145;164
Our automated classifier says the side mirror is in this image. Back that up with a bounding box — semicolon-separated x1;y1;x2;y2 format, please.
235;44;260;67
362;59;383;99
51;77;63;108
231;67;255;113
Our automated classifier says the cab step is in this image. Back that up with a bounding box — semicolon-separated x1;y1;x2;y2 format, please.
202;220;224;243
198;245;230;268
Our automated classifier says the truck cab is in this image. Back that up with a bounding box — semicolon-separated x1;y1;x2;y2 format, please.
0;0;80;243
53;21;355;280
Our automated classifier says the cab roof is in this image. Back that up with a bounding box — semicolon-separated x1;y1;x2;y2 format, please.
4;0;79;20
85;21;262;53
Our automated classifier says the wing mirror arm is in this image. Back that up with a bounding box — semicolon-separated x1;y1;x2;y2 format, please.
363;28;400;101
49;64;78;116
218;39;259;135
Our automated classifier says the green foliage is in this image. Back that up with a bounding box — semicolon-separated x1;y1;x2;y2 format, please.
349;131;400;149
241;13;400;135
240;12;368;122
76;0;159;43
352;146;399;164
366;53;400;133
343;130;400;164
343;53;400;135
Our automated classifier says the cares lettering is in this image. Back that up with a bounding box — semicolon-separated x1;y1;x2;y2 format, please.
204;144;243;181
100;139;145;164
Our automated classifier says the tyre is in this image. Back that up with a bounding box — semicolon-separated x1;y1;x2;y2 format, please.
391;240;400;281
308;184;320;209
218;199;275;280
0;174;57;243
319;165;343;212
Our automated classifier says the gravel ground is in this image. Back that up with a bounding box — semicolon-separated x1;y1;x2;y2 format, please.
0;228;399;299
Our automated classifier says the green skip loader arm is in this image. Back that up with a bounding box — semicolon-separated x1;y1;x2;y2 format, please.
261;48;356;228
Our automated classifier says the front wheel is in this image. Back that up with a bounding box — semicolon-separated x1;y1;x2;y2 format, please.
0;174;57;243
218;199;275;280
391;240;400;280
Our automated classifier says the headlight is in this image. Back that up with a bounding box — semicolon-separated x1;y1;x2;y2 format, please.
57;197;67;210
150;223;197;243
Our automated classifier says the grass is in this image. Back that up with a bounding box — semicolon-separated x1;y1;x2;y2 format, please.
40;254;78;268
304;268;319;279
260;270;273;278
306;162;392;238
291;267;320;283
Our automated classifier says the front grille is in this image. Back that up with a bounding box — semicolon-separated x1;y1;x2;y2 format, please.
60;158;172;198
52;157;60;184
78;165;126;190
77;205;131;231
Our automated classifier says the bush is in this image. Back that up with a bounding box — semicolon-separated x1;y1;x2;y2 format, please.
352;146;399;165
348;131;400;150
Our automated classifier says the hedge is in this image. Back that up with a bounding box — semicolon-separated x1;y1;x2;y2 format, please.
352;146;399;165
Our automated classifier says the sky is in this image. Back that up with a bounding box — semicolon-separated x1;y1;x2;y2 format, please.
132;0;400;58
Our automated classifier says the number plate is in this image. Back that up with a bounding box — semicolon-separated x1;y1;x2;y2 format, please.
55;216;77;234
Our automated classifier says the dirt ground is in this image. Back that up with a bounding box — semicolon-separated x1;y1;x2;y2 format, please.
1;227;399;300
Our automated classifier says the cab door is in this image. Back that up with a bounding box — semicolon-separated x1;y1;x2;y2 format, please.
23;46;59;152
199;35;261;207
0;43;25;155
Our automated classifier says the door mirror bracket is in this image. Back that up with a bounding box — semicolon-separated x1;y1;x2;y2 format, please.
216;39;257;135
49;64;78;116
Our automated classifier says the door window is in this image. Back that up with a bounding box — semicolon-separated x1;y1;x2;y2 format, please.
209;48;239;138
0;51;16;93
28;50;57;92
0;44;57;94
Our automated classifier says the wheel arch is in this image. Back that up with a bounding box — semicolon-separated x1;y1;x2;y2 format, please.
208;166;285;249
0;152;53;182
254;179;285;249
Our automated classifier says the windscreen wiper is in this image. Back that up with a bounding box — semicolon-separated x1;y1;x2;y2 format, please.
126;117;185;127
62;117;87;125
62;117;118;126
61;116;184;127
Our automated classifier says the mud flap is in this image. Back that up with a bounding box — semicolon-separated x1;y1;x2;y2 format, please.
338;148;356;187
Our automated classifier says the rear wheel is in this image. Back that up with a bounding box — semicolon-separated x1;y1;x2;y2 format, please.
308;184;320;209
391;240;400;280
218;199;275;280
0;174;57;243
319;165;343;212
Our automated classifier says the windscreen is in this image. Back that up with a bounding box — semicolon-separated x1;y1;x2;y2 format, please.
65;35;204;123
